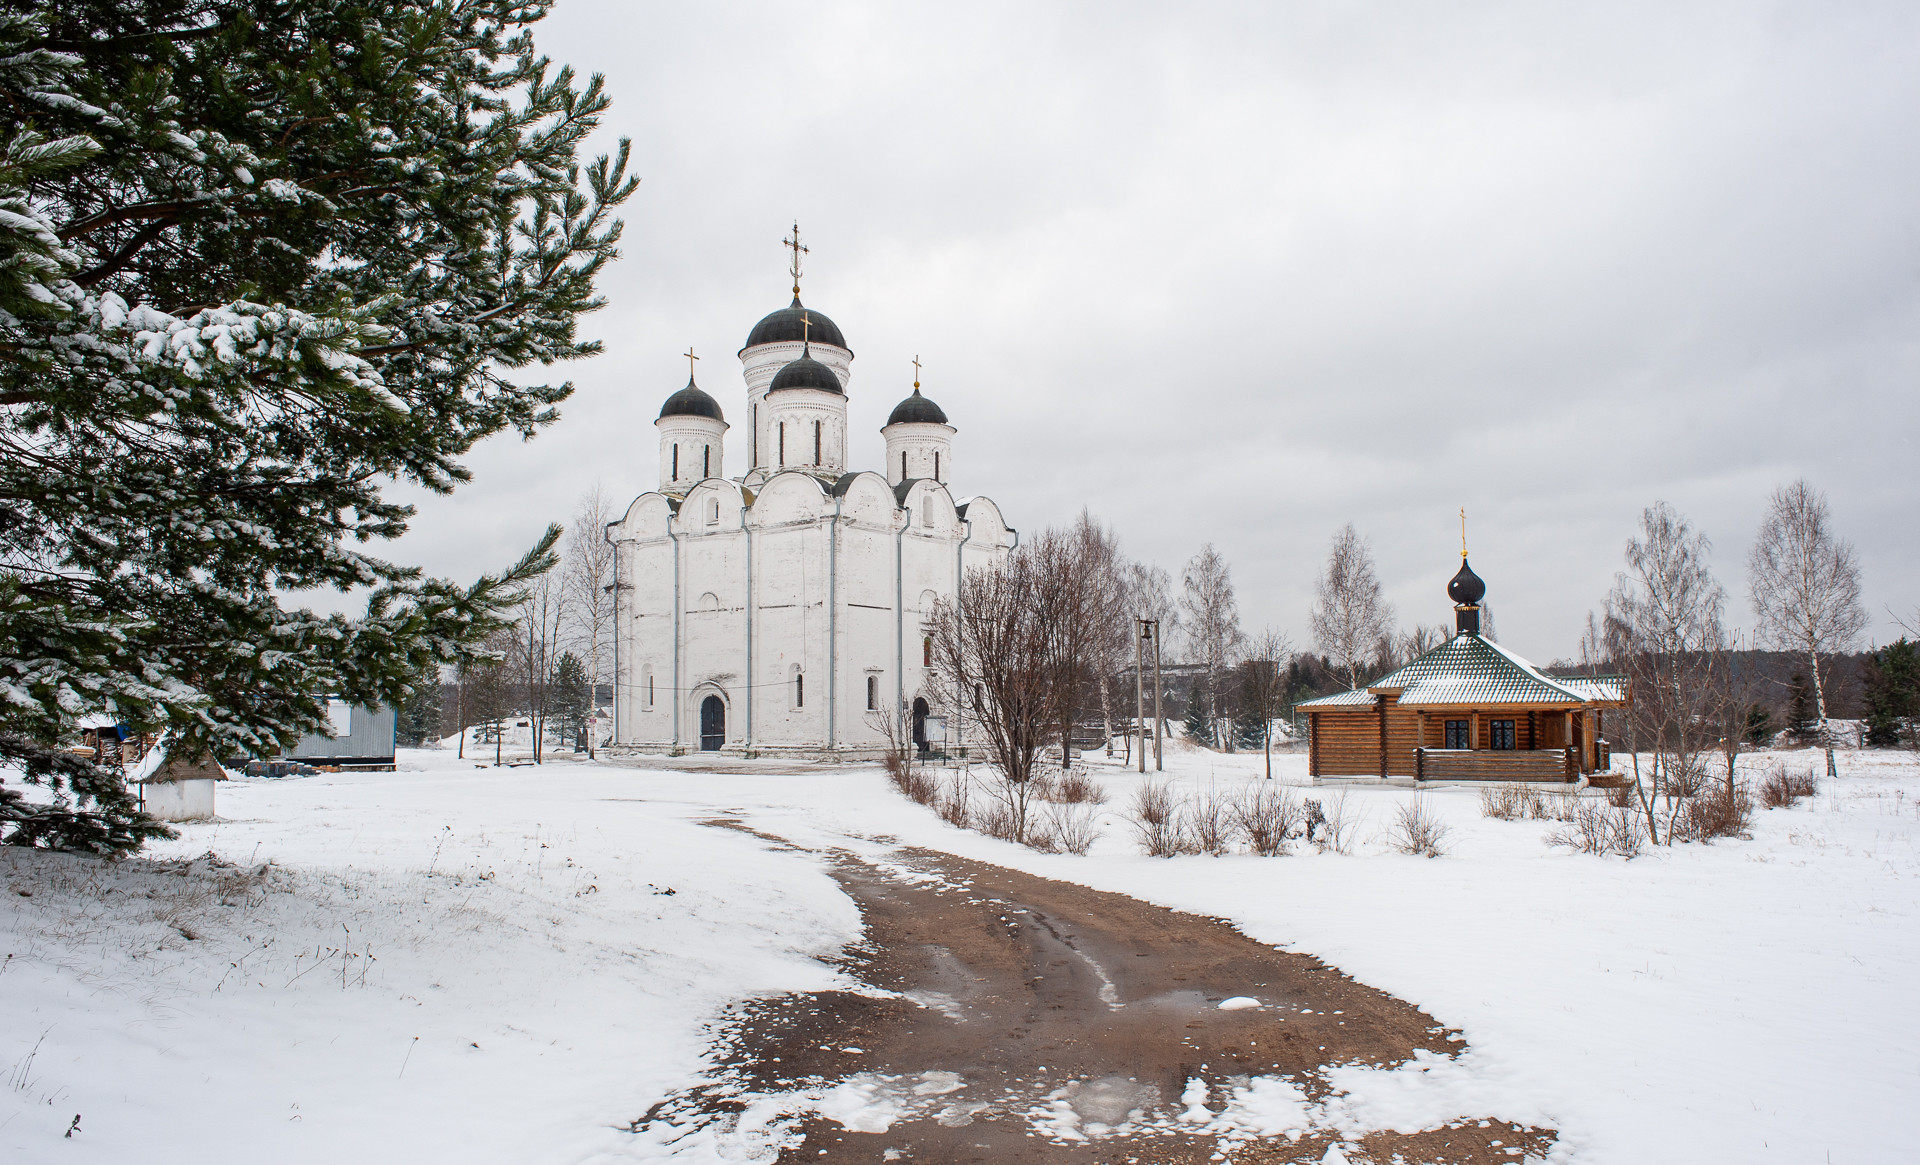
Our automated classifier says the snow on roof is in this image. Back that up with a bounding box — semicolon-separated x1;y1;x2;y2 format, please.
1299;634;1626;709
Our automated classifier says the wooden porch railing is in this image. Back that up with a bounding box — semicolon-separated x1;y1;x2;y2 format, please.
1415;747;1576;783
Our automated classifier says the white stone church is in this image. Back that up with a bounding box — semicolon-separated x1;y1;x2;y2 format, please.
606;263;1014;758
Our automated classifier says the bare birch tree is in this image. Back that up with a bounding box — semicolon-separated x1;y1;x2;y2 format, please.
511;571;568;764
562;484;618;757
1604;501;1726;844
1124;561;1179;742
1309;523;1395;691
1179;544;1243;747
1747;479;1868;780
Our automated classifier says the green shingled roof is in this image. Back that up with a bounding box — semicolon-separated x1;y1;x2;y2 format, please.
1299;634;1619;709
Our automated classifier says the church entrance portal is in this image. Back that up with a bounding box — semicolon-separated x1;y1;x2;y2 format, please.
699;695;725;751
912;697;930;756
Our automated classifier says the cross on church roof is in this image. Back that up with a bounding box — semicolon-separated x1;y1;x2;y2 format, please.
783;221;808;298
1460;507;1469;559
912;354;921;389
684;346;699;382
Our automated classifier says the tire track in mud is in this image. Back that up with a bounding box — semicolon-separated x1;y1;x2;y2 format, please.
633;824;1555;1163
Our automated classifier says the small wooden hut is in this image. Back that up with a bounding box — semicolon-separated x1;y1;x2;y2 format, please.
1301;557;1627;784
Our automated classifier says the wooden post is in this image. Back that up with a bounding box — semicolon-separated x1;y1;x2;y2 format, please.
1376;694;1389;781
1135;619;1146;774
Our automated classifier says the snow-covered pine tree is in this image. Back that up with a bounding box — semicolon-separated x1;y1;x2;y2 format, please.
0;4;635;852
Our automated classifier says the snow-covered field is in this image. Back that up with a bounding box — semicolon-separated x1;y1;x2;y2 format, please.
4;743;1917;1163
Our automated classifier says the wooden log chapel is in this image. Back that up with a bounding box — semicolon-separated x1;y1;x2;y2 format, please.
1301;550;1628;784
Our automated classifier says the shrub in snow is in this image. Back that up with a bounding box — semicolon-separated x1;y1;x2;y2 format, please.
1131;780;1194;858
1385;795;1451;858
1188;788;1236;856
1546;800;1646;858
1758;763;1819;809
1232;783;1305;856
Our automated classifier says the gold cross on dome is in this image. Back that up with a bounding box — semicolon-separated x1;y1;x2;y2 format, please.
684;347;699;380
912;355;922;389
1460;507;1469;559
783;221;808;297
800;310;811;346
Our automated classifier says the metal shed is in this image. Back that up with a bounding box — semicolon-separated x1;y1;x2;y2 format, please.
281;701;396;769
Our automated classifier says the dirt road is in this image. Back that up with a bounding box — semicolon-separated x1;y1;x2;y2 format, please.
636;831;1552;1163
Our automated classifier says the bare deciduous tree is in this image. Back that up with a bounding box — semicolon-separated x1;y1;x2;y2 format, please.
1179;544;1243;747
511;571;568;764
562;484;618;757
1748;479;1868;780
1309;523;1394;691
1604;501;1726;845
1123;560;1179;743
1038;512;1129;763
1238;627;1294;780
927;549;1062;845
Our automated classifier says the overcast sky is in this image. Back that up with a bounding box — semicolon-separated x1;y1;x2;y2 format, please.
376;1;1919;661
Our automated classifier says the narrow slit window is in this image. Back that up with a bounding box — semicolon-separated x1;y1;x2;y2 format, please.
901;450;908;480
866;675;878;710
671;444;678;480
933;451;940;481
778;423;785;466
814;420;822;465
795;672;805;708
645;673;655;709
703;445;710;477
923;636;933;667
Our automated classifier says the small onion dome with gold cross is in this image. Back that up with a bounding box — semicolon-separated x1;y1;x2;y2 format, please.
658;377;723;421
886;386;948;426
768;343;845;396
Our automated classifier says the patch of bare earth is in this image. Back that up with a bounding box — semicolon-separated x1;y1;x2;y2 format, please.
635;835;1553;1163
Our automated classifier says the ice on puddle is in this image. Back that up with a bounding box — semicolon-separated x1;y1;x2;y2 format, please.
1068;1075;1158;1125
1218;995;1262;1010
911;1070;966;1096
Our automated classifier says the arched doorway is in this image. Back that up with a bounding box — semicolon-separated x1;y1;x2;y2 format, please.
912;697;930;756
699;695;725;751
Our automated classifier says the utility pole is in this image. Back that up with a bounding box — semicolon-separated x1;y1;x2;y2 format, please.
1149;618;1164;771
1132;623;1146;772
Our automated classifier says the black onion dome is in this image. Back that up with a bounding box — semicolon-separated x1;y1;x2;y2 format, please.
1448;558;1486;606
885;387;948;426
767;345;845;396
657;379;723;422
745;296;848;351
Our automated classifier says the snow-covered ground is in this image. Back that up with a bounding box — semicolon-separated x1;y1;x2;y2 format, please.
4;743;1916;1162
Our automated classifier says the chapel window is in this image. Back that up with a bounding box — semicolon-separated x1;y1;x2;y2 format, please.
867;675;878;711
645;673;655;709
794;671;805;709
703;445;710;477
778;423;785;466
814;419;822;465
921;498;932;528
706;498;720;525
933;451;940;481
923;636;933;667
1490;719;1516;750
1445;719;1469;750
671;444;679;480
901;451;908;480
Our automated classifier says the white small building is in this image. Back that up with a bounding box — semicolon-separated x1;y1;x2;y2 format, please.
608;261;1015;758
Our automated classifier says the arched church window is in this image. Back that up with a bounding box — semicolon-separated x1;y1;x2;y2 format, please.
866;675;878;710
706;498;720;525
921;498;933;528
778;423;785;466
703;445;710;477
901;450;907;481
671;444;678;480
795;672;805;708
645;672;654;709
813;419;822;465
974;683;984;709
934;451;940;481
923;636;933;667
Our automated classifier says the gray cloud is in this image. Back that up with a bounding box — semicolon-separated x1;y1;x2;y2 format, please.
370;0;1920;659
